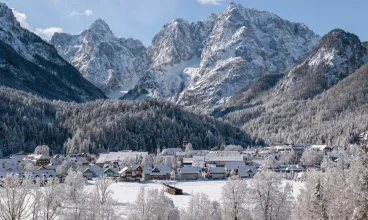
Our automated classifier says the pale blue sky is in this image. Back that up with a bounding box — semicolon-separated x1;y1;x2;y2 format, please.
2;0;367;45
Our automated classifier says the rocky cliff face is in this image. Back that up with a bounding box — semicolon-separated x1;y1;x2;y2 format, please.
124;2;319;113
0;3;106;102
51;19;151;98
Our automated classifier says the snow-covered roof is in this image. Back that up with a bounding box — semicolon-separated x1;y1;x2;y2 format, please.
104;167;119;173
119;167;130;173
0;170;56;179
96;152;148;164
285;165;305;171
238;165;256;177
180;166;201;174
273;145;292;151
143;165;171;176
205;152;243;162
83;166;104;176
209;167;225;174
35;155;51;160
162;148;183;155
183;158;193;163
308;145;330;151
225;161;246;170
0;159;18;165
10;155;27;161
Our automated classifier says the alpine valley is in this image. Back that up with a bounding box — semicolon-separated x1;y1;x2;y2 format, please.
1;1;368;155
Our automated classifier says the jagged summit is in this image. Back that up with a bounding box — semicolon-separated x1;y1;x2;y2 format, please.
0;3;19;27
87;18;113;35
51;19;151;98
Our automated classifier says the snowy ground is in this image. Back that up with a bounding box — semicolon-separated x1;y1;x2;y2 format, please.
86;179;303;210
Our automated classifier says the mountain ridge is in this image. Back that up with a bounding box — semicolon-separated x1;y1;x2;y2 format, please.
0;3;106;102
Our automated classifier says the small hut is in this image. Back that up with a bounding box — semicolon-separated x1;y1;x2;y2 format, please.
163;183;183;195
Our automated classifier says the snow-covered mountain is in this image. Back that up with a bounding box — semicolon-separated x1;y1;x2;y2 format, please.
0;3;106;102
123;2;319;112
51;19;151;98
274;29;368;100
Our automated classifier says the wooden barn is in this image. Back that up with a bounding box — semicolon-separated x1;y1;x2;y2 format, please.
163;183;183;195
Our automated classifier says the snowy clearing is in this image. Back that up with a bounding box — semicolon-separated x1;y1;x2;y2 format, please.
87;179;303;209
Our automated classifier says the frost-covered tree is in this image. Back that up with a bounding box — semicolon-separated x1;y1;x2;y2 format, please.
34;145;50;156
85;176;120;220
65;170;86;202
185;143;194;153
164;156;178;171
349;138;368;219
0;176;34;220
127;187;179;220
33;178;65;220
140;154;154;167
280;149;296;164
182;193;221;220
249;171;293;220
323;158;353;219
300;150;323;166
224;145;243;152
221;178;251;220
293;172;328;220
154;155;164;165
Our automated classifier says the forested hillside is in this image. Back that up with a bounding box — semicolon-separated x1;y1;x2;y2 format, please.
0;87;252;157
223;64;368;146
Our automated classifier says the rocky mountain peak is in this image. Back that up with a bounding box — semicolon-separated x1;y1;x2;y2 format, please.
0;3;19;27
80;18;114;42
51;19;151;98
274;29;367;99
148;18;195;67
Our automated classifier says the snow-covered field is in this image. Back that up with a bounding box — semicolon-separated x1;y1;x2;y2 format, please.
87;179;303;209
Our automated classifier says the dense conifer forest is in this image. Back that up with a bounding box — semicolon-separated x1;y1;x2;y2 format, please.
0;87;252;157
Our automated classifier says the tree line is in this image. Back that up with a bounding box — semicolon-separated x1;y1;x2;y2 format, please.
0;86;253;157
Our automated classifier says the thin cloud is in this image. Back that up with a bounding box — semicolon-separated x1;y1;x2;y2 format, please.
34;27;63;40
198;0;226;5
11;9;30;29
85;9;93;16
70;11;83;16
70;9;93;17
12;8;63;40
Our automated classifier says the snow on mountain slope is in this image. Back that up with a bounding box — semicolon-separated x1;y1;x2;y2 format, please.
51;19;151;98
124;2;319;113
0;3;106;102
274;29;368;100
176;3;319;112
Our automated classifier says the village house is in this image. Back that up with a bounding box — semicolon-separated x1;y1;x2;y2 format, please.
224;161;246;174
238;165;256;178
142;165;171;181
95;151;148;167
180;167;201;180
25;154;51;166
208;167;226;179
205;151;244;167
285;164;306;173
104;167;119;177
161;148;183;156
308;145;334;154
83;166;104;178
183;156;205;167
119;164;143;181
0;170;56;181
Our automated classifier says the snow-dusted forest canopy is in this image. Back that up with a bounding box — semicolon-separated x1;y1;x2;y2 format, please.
0;87;252;157
220;64;368;146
